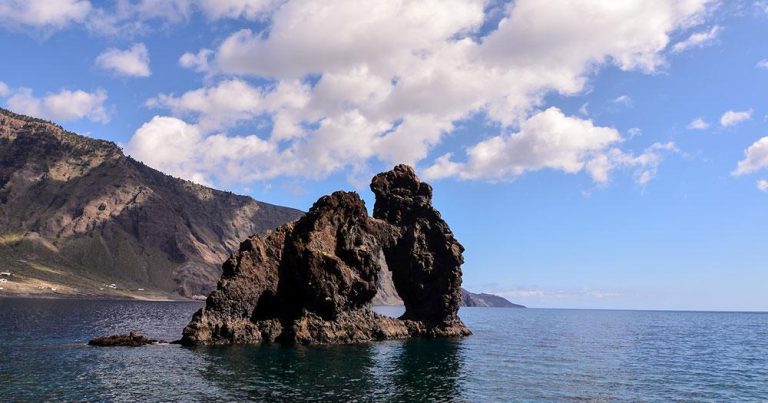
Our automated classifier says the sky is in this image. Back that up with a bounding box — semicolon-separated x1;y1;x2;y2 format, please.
1;0;767;311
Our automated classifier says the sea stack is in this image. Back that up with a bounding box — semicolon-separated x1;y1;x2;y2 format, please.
180;165;471;346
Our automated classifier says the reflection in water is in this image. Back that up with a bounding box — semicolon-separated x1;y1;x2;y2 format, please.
387;338;464;402
196;338;465;401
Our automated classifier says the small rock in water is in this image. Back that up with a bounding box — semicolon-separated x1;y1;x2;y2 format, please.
88;331;167;347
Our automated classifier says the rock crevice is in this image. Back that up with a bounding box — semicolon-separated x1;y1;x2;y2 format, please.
181;165;470;346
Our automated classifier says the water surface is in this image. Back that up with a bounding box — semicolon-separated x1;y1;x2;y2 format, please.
1;298;767;401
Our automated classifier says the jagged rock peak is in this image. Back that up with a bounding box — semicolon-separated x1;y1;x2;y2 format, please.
181;165;470;346
371;164;433;222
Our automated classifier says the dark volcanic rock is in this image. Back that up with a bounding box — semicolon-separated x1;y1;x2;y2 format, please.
88;331;166;347
181;165;471;346
371;165;464;325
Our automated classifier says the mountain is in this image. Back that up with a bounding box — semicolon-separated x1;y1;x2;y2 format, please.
461;290;525;308
372;275;524;308
0;108;302;299
0;108;522;307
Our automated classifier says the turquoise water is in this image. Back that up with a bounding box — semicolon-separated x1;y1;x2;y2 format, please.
1;299;767;401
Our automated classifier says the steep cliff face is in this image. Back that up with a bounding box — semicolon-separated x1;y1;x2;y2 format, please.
182;165;471;346
0;108;302;298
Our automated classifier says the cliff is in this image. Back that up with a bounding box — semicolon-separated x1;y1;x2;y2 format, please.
0;108;302;298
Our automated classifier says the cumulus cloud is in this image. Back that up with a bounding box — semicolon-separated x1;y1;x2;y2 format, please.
179;49;213;73
423;108;622;181
758;179;768;192
133;0;713;185
720;109;752;127
756;59;768;69
733;136;768;176
0;81;9;97
95;43;151;77
687;117;709;130
125;115;283;185
146;79;310;134
671;25;721;53
5;87;109;123
85;0;280;36
423;108;676;186
0;0;91;31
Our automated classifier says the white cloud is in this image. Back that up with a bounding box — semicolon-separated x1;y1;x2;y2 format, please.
146;79;310;134
126;115;282;185
85;0;280;36
687;117;709;130
422;107;676;186
758;179;768;192
734;136;768;176
197;0;277;20
424;108;621;181
95;43;151;77
0;81;9;97
757;59;768;69
5;87;109;123
134;0;713;184
179;49;213;73
720;109;752;127
671;25;721;53
0;0;91;31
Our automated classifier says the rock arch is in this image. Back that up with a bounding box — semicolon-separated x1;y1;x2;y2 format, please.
181;165;470;346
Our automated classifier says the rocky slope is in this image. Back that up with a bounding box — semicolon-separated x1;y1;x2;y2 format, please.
462;290;525;308
0;108;302;298
372;277;524;308
181;165;471;345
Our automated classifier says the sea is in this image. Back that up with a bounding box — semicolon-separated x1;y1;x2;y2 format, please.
1;298;767;402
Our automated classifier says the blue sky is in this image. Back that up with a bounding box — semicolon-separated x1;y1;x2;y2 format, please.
1;0;768;310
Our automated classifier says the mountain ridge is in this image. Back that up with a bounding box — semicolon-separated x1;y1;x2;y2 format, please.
0;107;303;299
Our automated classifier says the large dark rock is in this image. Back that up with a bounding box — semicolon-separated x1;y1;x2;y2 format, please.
181;165;471;346
371;165;464;324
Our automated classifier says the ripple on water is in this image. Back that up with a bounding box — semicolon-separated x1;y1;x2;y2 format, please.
1;299;768;401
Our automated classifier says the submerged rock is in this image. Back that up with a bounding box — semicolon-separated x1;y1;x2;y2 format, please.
181;165;471;346
88;331;166;347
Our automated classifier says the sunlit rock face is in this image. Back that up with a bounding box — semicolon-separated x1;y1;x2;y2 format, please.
181;165;470;346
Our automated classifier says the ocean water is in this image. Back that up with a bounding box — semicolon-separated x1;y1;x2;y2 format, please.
1;299;767;401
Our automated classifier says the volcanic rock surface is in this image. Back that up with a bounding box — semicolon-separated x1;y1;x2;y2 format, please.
88;331;166;347
181;165;471;346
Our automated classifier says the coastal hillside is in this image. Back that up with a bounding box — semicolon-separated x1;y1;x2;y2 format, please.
461;290;525;308
372;271;524;308
0;108;303;298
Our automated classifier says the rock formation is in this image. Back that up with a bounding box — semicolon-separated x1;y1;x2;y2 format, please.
181;165;471;346
88;331;167;347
